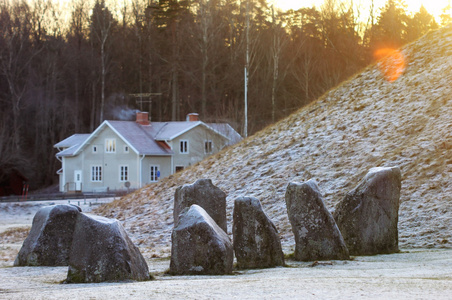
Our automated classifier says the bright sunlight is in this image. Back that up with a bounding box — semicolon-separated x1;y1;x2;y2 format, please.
272;0;450;21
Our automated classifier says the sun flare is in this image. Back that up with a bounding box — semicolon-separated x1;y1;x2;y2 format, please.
374;48;406;82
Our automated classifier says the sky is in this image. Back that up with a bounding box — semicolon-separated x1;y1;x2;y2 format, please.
272;0;450;20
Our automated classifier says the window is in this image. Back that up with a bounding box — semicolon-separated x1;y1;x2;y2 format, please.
93;146;97;153
105;139;116;153
124;145;129;153
150;165;159;182
91;166;102;182
120;166;128;182
180;140;188;154
175;166;184;172
204;140;213;154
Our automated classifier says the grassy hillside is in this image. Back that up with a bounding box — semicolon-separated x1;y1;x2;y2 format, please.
97;24;452;258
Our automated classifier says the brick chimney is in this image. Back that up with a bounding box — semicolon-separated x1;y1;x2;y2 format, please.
136;111;150;125
186;113;199;122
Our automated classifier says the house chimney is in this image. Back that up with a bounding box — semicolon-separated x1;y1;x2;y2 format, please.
136;111;150;125
186;113;199;122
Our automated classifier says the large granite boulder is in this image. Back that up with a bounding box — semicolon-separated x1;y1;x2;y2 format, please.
170;204;233;275
14;204;81;266
65;213;149;283
174;179;227;232
334;167;401;255
233;196;284;269
285;180;350;261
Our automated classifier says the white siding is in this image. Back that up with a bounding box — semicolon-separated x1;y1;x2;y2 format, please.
59;122;231;193
140;156;171;186
171;125;227;173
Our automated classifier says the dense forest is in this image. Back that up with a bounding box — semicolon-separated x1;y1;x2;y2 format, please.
0;0;448;190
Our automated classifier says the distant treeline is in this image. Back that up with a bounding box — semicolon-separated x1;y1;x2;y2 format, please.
0;0;448;189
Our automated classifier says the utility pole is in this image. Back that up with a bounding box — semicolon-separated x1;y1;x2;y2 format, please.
244;0;250;138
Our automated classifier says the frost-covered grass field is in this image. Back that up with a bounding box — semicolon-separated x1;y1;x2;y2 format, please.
0;250;451;299
95;24;452;259
1;201;451;299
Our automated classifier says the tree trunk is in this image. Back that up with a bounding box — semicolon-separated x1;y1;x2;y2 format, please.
172;68;178;121
90;78;97;131
100;41;106;122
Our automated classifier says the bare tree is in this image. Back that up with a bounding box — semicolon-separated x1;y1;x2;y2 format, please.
68;0;90;131
0;1;42;152
90;0;115;123
198;0;216;118
269;6;289;123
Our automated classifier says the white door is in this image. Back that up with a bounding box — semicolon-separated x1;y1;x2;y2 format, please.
74;170;82;191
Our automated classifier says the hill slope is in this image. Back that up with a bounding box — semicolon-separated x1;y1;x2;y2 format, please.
97;25;452;258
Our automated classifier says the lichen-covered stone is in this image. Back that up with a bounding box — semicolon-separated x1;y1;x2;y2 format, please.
170;204;233;275
174;179;227;232
65;213;149;283
334;167;401;255
14;204;81;266
285;180;349;261
233;196;284;269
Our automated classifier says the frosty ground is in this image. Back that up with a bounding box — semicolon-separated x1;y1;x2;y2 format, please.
1;201;451;299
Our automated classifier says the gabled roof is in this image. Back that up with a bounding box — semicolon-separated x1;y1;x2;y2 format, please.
54;121;173;157
54;134;90;157
152;121;202;140
206;123;243;146
54;119;241;158
54;134;90;149
150;121;229;141
107;121;173;156
55;144;81;157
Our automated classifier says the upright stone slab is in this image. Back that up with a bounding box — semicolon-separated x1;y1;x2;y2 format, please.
174;179;227;232
334;167;401;256
66;213;149;283
170;204;233;275
233;196;284;269
14;204;81;266
285;180;349;261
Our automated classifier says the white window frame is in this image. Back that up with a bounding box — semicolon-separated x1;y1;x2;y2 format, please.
180;140;189;154
91;165;102;182
150;165;159;182
204;140;213;154
105;138;116;153
119;165;128;182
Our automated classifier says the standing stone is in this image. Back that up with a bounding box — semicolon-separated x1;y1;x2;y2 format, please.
66;213;149;283
170;204;233;275
174;179;227;232
334;167;401;256
285;180;349;261
233;196;284;269
14;204;81;266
